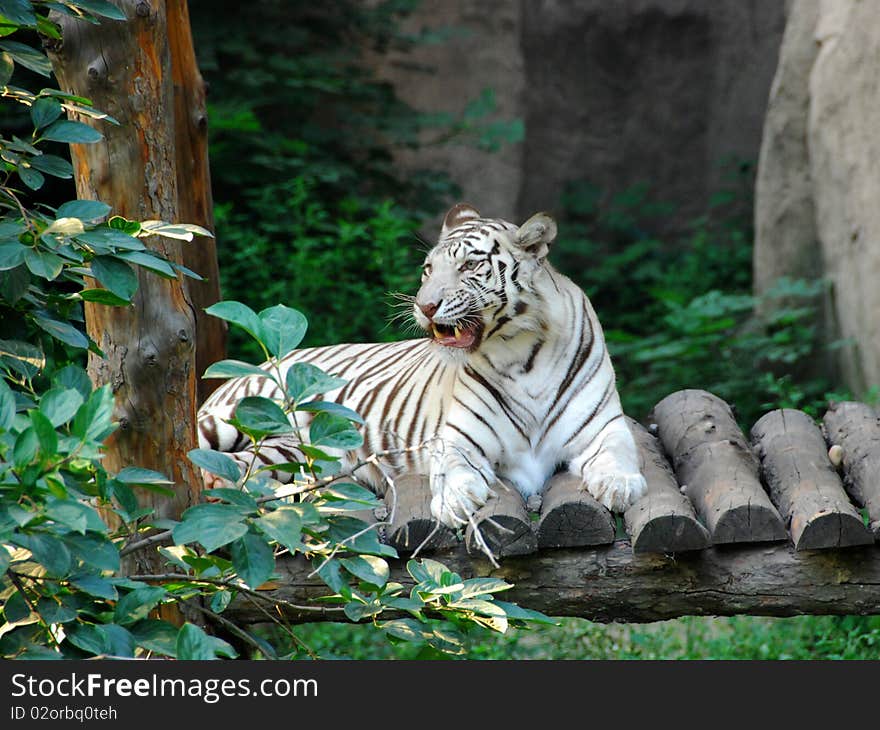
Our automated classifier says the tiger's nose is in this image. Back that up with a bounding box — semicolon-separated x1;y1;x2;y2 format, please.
419;301;440;320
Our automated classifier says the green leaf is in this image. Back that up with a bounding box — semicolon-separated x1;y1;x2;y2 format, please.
53;364;92;398
63;532;119;571
113;250;175;278
4;588;31;623
57;198;111;221
66;623;109;656
37;598;77;624
79;288;131;306
255;507;305;553
17;165;44;191
309;412;363;450
0;240;27;271
30;153;72;179
70;572;118;600
0;263;28;304
46;498;95;534
90;255;138;301
41;119;103;143
209;590;232;613
0;0;36;26
30;97;63;129
297;399;364;424
172;504;248;552
24;248;63;280
0;379;15;430
40;386;84;426
339;555;389;589
204;301;263;346
108;215;141;235
75;227;144;250
33;313;89;349
0;40;50;76
187;448;241;483
285;363;346;403
101;623;135;658
233;396;293;436
114;585;167;625
71;384;116;441
12;532;71;576
492;600;556;625
382;618;432;643
176;622;235;660
313;558;347;594
115;466;173;486
29;409;57;455
129;619;178;657
203;489;257;513
458;577;513;599
68;0;127;21
12;427;37;466
229;531;274;589
258;304;308;358
202;359;269;380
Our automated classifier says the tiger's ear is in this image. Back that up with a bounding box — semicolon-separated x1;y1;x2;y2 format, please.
515;212;557;260
441;203;481;235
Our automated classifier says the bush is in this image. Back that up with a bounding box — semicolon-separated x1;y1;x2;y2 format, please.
553;175;838;425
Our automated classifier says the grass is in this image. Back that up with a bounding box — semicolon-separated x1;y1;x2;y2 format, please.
289;615;880;660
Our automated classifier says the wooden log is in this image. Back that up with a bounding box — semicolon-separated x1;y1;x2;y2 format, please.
823;401;880;537
751;409;872;550
624;418;711;553
225;540;880;625
651;389;787;544
466;481;537;557
536;473;615;548
384;473;457;552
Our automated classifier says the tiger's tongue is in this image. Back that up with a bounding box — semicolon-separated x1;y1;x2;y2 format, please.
433;325;476;349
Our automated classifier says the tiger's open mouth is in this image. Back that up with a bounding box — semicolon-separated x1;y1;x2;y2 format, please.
429;321;483;350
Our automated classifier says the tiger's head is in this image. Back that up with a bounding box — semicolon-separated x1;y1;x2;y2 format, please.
413;203;557;353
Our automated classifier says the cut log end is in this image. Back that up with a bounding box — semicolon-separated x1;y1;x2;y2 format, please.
466;483;537;557
711;502;789;544
795;511;874;551
631;512;711;554
536;473;615;548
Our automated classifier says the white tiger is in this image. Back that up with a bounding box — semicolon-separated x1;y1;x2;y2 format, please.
198;203;646;527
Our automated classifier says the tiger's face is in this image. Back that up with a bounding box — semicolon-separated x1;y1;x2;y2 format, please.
413;203;557;353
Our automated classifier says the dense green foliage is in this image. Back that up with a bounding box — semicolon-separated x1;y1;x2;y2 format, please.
190;0;521;357
552;175;838;426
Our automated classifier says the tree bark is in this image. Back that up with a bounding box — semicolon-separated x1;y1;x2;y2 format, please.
48;1;205;583
166;0;225;405
224;540;880;625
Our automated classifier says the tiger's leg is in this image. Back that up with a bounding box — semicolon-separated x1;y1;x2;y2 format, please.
428;435;496;528
569;416;646;512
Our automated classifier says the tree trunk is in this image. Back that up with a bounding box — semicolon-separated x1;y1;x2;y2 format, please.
48;1;207;584
166;0;226;405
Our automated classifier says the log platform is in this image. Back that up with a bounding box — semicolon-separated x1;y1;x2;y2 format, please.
227;391;880;624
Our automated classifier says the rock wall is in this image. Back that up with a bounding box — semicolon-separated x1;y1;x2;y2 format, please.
374;0;784;225
755;0;880;392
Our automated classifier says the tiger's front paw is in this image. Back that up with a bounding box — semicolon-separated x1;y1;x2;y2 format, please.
430;472;491;528
585;472;646;512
